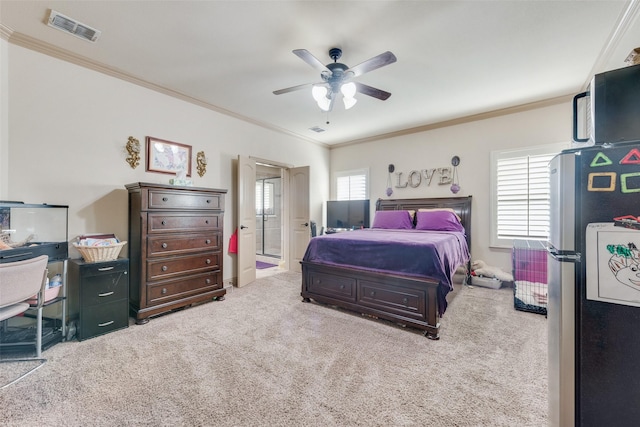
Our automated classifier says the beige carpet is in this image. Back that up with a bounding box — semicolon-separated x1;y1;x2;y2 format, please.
0;271;547;426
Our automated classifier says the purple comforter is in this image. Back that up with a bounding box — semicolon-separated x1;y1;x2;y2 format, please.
302;228;470;315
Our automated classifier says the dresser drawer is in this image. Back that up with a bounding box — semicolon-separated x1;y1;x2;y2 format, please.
307;271;356;302
147;232;221;257
147;212;221;234
78;299;129;341
148;189;223;210
147;271;222;305
147;252;219;281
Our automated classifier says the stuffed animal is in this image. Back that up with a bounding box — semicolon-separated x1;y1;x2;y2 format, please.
471;260;514;282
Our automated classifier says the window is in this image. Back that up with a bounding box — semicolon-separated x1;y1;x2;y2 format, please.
334;169;368;200
256;180;274;215
490;143;567;248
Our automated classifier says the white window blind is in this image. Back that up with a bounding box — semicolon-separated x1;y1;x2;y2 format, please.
335;170;368;200
491;143;567;247
255;181;274;215
496;153;554;238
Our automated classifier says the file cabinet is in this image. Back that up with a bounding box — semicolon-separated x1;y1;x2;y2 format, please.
68;258;129;341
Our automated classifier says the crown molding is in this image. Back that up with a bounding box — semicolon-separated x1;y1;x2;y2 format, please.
1;23;13;41
3;29;327;149
329;94;573;150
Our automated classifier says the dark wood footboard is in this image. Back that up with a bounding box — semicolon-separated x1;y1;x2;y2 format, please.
301;261;444;339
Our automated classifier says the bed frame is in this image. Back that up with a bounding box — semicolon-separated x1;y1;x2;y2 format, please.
301;196;472;339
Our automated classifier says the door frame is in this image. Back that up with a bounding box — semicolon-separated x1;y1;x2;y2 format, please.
237;156;310;286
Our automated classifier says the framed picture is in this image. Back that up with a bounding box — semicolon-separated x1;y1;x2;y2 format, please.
145;137;192;176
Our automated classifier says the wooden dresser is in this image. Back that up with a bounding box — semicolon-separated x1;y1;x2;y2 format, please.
126;182;227;324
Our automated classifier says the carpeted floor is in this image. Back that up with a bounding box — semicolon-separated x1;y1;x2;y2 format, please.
0;271;547;426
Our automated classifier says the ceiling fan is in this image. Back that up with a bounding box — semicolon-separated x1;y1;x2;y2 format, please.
273;47;397;112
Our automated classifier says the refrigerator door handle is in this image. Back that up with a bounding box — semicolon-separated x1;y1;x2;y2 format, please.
547;246;581;263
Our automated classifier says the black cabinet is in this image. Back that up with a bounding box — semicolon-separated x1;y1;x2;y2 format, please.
68;258;129;341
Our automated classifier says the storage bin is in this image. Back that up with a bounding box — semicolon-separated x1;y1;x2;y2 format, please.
471;276;503;289
73;241;126;263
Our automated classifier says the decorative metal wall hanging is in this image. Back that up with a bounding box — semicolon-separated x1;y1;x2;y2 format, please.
386;164;395;196
196;151;207;177
125;136;141;169
450;155;461;194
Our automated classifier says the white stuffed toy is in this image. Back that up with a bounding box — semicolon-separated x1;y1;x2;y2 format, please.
471;260;514;282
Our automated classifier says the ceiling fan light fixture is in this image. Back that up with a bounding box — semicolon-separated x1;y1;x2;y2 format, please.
317;97;332;111
341;82;357;109
343;96;357;110
312;86;332;111
312;86;328;102
341;82;356;99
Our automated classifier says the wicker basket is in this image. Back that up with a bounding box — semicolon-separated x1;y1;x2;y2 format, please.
73;241;127;263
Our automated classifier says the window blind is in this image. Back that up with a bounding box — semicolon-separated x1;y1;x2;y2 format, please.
255;181;274;215
496;152;556;240
337;173;367;200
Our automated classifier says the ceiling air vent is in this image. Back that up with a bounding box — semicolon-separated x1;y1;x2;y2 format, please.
47;10;101;42
309;126;325;133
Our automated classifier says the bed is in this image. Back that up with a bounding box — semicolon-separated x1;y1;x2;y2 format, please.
301;196;472;339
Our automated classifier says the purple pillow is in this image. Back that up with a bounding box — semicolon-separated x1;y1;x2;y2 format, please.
415;210;464;232
372;210;414;229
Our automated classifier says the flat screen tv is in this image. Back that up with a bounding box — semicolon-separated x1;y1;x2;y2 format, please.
326;200;370;229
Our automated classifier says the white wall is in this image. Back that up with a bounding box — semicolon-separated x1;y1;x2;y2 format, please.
3;41;575;278
331;102;573;272
2;44;330;283
0;37;8;197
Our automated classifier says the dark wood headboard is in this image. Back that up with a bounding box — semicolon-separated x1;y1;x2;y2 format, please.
376;196;473;256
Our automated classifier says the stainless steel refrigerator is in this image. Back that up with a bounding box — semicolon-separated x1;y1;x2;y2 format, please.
548;141;640;426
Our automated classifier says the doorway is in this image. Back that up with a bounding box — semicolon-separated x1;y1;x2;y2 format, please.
255;164;282;268
237;155;310;287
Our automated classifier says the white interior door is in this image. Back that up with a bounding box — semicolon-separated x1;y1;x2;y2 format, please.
237;155;256;287
289;166;310;273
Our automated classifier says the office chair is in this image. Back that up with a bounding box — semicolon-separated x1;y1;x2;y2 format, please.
0;255;49;389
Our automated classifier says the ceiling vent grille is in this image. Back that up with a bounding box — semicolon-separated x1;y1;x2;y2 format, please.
309;126;326;133
47;10;101;42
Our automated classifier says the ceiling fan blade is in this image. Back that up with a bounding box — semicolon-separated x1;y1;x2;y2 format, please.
292;49;330;73
347;51;397;77
273;82;314;95
354;82;392;100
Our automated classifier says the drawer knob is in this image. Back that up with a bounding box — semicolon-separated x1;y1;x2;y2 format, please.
403;298;408;305
205;220;209;224
206;199;211;204
205;239;211;245
370;291;375;297
161;220;166;226
161;288;167;294
339;284;345;289
206;259;211;264
162;197;168;202
206;278;211;284
162;265;168;271
162;243;168;249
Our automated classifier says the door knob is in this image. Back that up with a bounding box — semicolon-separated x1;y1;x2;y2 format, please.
240;225;248;229
303;222;309;227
